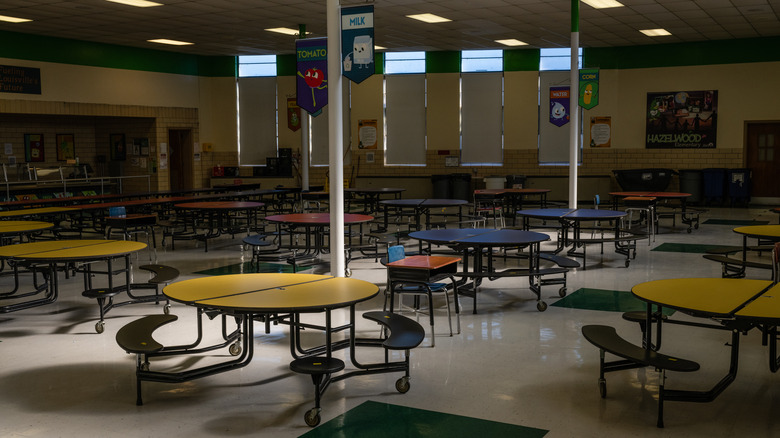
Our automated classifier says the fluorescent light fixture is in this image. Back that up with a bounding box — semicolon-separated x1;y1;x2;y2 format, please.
581;0;624;9
106;0;162;7
640;28;672;37
0;15;32;23
374;45;387;50
148;38;193;46
265;27;302;36
495;39;528;47
406;13;451;23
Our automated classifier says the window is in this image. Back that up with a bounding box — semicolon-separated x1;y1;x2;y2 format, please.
539;48;582;71
461;49;503;73
383;51;426;166
238;55;277;77
384;51;425;74
460;50;503;165
237;55;278;166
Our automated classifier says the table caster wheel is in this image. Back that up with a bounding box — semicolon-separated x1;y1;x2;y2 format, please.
599;378;607;398
140;361;150;372
558;287;567;297
304;408;321;427
229;342;242;356
536;301;548;312
687;227;692;233
95;321;105;334
625;260;630;268
345;268;352;277
163;304;171;315
694;223;699;230
395;376;410;393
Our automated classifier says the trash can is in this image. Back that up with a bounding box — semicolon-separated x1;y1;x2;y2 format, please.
484;176;505;190
451;173;472;201
613;168;676;191
727;168;751;206
678;169;703;205
431;174;451;199
505;175;526;189
702;168;727;206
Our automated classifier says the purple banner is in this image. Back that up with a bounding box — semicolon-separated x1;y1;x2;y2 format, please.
549;86;570;127
296;38;328;116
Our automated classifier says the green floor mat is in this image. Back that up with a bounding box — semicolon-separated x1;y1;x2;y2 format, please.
552;288;674;315
300;401;548;438
194;261;310;276
703;219;769;225
651;242;736;254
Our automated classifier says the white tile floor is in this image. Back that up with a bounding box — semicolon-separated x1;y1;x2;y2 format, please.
1;206;779;437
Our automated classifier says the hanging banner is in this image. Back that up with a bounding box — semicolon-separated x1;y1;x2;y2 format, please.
579;69;599;109
287;98;301;132
549;86;570;127
296;37;328;116
646;90;718;148
341;5;374;84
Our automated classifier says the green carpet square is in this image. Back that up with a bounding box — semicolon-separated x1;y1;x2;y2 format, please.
651;242;736;254
552;288;674;315
703;219;769;226
194;262;309;276
300;401;548;438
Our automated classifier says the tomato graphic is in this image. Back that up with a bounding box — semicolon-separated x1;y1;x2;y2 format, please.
304;68;324;88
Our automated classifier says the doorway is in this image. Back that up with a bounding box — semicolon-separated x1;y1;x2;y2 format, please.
168;129;193;191
745;122;780;203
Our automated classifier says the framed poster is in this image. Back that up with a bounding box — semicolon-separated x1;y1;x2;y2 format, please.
24;134;45;162
646;90;717;148
56;134;75;161
110;133;126;161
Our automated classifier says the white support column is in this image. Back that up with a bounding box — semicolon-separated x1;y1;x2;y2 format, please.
568;0;580;209
327;0;345;277
301;114;309;190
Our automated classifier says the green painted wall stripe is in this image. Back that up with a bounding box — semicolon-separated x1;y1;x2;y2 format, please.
504;49;541;71
426;51;460;74
277;54;297;76
585;36;780;69
0;30;235;77
374;53;384;75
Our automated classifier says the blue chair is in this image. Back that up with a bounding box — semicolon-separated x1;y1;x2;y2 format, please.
384;245;459;347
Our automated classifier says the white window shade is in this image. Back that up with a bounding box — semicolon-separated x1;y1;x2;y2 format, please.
309;84;351;166
385;74;426;165
461;73;503;165
238;76;277;165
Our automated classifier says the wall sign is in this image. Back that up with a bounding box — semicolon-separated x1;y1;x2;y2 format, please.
0;65;41;95
646;90;717;148
549;86;570;127
295;37;328;116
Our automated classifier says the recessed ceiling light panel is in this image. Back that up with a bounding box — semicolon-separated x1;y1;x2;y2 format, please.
106;0;162;7
495;39;528;47
148;39;193;46
640;28;672;37
406;13;451;24
0;15;32;23
581;0;624;9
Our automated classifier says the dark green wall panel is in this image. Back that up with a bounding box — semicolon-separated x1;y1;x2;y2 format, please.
426;51;460;73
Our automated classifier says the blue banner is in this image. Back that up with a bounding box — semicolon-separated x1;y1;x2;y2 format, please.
296;38;328;116
549;86;570;127
341;5;374;84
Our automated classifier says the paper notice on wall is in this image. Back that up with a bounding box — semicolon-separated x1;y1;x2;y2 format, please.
159;153;168;170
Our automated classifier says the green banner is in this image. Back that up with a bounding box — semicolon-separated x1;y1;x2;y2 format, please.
579;69;599;109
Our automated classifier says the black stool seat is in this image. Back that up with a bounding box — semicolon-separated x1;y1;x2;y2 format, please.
82;287;121;299
290;356;345;375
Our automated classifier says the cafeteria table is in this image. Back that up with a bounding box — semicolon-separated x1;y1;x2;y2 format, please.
0;220;53;243
172;201;265;251
131;273;417;425
378;198;468;232
408;228;564;312
0;239;149;332
627;278;779;425
345;187;405;213
473;188;550;225
516;208;637;268
264;213;374;274
610;191;699;233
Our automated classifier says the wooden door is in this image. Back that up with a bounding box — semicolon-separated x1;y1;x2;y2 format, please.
168;129;193;191
746;122;780;198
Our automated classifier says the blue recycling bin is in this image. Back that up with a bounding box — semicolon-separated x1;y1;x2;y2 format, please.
702;168;727;206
